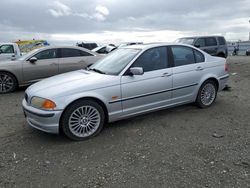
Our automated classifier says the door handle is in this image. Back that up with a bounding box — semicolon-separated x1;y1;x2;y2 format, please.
161;72;172;77
195;66;204;71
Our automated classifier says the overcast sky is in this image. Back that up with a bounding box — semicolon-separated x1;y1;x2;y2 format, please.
0;0;250;45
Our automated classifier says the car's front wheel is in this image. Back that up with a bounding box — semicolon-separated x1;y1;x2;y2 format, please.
0;72;18;94
196;80;218;108
61;99;105;141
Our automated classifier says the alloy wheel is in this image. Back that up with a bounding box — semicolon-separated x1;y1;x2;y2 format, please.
68;105;101;138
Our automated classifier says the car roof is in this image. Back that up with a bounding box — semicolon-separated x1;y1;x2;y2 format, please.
36;45;98;55
122;42;196;50
179;35;225;39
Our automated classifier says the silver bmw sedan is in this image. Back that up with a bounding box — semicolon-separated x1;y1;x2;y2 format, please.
23;43;229;140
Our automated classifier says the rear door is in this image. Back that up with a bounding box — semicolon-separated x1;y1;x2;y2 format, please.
22;48;59;83
121;47;173;115
195;37;218;56
170;45;205;103
58;48;97;73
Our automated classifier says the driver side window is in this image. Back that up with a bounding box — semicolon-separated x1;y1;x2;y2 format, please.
132;47;168;72
33;49;57;60
195;38;205;47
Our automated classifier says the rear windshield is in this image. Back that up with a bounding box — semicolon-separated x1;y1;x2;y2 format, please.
176;38;195;45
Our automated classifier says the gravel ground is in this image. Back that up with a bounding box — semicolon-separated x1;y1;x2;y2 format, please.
0;56;250;188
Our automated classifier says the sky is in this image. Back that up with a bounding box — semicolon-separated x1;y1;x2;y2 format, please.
0;0;250;45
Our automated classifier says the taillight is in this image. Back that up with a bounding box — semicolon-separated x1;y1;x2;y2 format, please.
225;63;229;72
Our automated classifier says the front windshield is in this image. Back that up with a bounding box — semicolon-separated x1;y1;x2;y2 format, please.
176;38;195;45
89;48;141;75
17;48;40;61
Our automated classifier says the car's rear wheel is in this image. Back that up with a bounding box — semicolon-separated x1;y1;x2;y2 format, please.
0;72;17;94
196;80;217;108
61;100;105;141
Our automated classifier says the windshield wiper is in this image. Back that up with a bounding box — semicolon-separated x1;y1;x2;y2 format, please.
88;68;106;74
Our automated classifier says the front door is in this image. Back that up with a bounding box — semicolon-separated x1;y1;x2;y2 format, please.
121;47;173;116
22;48;59;84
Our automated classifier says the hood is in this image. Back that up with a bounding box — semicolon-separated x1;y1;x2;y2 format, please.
26;70;119;98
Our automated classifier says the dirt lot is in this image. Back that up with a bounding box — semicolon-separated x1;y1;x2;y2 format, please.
0;56;250;188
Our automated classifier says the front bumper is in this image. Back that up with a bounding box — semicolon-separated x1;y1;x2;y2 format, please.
22;99;63;134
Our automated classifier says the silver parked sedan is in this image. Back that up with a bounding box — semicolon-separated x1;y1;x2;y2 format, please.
23;43;229;140
0;46;102;93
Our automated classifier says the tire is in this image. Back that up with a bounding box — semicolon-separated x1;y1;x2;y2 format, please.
196;80;218;108
61;99;105;141
0;72;18;94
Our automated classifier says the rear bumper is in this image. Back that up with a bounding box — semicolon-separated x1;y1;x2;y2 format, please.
218;74;229;91
22;99;62;134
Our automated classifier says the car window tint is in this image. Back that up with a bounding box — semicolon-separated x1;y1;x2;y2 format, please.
205;37;217;46
34;49;57;60
194;50;205;63
61;48;82;58
132;47;168;72
194;38;205;47
0;45;14;53
218;37;226;45
80;50;93;56
171;46;195;67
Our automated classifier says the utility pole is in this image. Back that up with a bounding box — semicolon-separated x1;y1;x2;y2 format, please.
249;20;250;41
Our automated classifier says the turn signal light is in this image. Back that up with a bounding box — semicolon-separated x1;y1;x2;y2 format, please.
42;99;56;109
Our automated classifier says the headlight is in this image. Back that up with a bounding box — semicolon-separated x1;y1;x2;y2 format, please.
31;97;56;110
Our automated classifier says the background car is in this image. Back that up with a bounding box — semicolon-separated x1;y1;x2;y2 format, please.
176;36;228;58
118;42;143;48
246;49;250;56
0;46;102;93
76;42;98;50
0;43;22;61
23;43;229;141
92;45;117;54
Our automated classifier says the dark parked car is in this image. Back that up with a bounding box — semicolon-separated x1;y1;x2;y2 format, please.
76;42;98;50
176;36;228;58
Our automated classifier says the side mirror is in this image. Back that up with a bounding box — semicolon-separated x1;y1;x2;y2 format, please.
29;57;37;63
129;67;144;76
194;44;200;48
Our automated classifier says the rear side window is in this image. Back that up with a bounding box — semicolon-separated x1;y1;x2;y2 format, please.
61;48;92;58
218;37;226;45
194;50;205;63
34;49;57;60
171;46;195;67
80;50;93;56
194;38;205;47
205;37;217;46
132;47;168;72
0;45;14;54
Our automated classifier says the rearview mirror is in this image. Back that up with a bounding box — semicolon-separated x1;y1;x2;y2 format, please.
129;67;144;76
29;57;37;63
194;44;200;48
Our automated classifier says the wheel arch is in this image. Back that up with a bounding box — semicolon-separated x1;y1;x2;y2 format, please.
59;96;109;133
0;70;19;86
217;52;226;58
203;77;219;91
